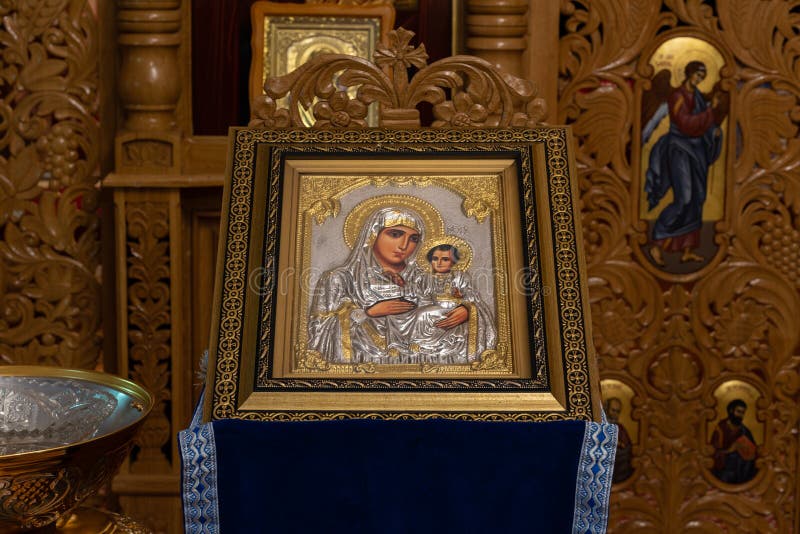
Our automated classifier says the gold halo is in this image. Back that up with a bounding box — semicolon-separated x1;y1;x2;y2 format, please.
343;195;444;249
419;235;473;273
650;36;724;93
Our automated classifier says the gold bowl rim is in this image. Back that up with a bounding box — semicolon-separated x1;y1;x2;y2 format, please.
0;365;154;459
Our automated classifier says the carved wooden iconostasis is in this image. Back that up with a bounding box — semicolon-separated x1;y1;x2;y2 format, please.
559;1;800;533
0;0;797;533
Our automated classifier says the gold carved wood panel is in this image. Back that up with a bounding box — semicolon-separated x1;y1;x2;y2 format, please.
558;1;800;532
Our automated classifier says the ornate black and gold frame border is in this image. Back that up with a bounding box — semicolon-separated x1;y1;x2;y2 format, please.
204;128;601;422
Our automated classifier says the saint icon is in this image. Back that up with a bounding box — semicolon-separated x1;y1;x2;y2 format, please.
642;60;727;266
605;397;634;483
710;399;758;484
408;237;497;364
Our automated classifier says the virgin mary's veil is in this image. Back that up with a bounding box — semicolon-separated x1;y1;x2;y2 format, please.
342;206;426;300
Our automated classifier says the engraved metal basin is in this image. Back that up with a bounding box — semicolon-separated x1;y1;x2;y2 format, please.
0;366;153;532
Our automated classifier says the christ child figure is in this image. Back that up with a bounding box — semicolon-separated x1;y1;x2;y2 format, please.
407;240;496;364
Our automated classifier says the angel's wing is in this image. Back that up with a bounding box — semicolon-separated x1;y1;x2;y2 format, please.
641;69;674;145
642;69;673;128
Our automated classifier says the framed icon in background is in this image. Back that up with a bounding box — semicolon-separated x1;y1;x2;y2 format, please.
249;1;394;127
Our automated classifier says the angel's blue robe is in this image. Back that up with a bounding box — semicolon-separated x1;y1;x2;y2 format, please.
645;85;722;244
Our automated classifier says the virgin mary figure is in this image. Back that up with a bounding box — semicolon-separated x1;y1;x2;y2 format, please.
308;206;434;364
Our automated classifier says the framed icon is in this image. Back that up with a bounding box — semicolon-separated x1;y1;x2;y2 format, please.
204;127;601;422
249;1;394;127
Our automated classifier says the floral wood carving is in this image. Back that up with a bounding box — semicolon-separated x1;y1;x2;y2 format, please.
126;202;172;472
560;1;800;532
250;27;546;129
0;0;101;368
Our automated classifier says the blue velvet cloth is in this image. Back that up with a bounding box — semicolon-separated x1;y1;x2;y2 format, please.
180;417;616;533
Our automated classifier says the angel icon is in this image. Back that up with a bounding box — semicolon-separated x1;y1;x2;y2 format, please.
642;60;728;267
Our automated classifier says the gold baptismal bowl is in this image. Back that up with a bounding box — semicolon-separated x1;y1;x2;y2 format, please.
0;366;153;532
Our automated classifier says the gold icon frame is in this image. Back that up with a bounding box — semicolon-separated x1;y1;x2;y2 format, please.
204;127;601;422
249;1;394;127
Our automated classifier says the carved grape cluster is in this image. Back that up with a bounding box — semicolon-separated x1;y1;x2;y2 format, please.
35;123;80;187
0;469;70;529
760;216;800;285
584;217;603;258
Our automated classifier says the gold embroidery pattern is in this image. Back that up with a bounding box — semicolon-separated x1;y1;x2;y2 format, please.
363;322;388;350
338;302;356;361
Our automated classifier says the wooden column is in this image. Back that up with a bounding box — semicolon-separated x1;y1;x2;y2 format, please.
111;2;193;532
524;0;558;122
465;0;529;78
115;0;184;174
